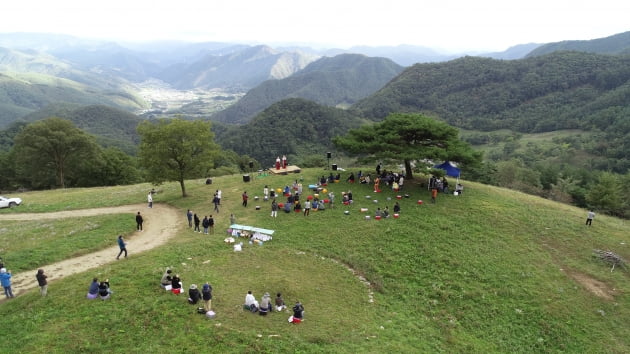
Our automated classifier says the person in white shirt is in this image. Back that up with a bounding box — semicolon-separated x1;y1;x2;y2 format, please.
245;290;259;312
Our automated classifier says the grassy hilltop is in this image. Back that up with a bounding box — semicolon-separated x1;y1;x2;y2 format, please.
0;168;629;352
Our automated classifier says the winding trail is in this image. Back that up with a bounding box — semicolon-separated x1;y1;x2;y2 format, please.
0;203;182;296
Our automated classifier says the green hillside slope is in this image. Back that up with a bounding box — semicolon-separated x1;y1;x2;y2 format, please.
215;98;368;164
20;104;142;154
0;169;628;352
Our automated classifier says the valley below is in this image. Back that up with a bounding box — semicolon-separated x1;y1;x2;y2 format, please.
134;79;244;119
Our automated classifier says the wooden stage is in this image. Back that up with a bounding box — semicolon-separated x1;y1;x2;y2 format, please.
268;165;301;175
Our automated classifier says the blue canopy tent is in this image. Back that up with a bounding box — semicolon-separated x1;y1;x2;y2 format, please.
434;161;461;179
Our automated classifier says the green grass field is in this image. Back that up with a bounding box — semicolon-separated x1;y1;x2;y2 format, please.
0;168;629;352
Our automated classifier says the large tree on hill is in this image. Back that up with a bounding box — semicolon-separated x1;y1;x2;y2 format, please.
13;118;99;189
333;113;481;179
138;118;220;197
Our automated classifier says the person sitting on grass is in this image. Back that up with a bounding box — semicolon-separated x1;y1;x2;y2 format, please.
275;293;286;312
87;277;99;299
291;301;305;323
171;274;183;294
259;292;272;316
244;290;259;312
160;268;173;289
98;279;112;300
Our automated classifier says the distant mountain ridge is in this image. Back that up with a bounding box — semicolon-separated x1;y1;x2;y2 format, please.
527;31;630;57
155;45;319;91
211;54;404;124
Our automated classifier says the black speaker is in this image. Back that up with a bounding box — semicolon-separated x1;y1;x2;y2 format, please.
326;152;332;159
248;161;254;168
332;164;338;171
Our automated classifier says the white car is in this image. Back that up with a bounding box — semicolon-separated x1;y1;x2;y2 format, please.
0;196;22;208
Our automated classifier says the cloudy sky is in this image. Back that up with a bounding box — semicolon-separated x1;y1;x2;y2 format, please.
4;0;629;52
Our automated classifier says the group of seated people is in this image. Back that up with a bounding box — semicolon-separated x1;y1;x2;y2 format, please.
374;207;390;218
160;268;214;310
244;290;305;322
160;268;183;293
86;277;112;300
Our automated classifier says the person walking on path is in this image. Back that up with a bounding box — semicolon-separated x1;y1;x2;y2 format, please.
586;210;595;226
213;194;220;213
147;192;153;208
136;211;144;231
0;268;14;298
187;209;193;228
194;213;201;232
242;192;249;207
116;235;127;259
36;269;48;296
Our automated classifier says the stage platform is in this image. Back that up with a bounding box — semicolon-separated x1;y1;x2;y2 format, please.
269;165;301;175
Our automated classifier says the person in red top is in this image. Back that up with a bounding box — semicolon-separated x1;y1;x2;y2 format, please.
242;191;249;207
431;188;438;203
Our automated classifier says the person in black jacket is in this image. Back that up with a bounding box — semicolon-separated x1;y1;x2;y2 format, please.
171;274;182;294
188;284;201;304
98;279;111;300
202;282;213;312
193;214;201;233
36;269;48;296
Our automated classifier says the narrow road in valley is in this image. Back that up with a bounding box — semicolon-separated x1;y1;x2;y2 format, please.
0;203;182;297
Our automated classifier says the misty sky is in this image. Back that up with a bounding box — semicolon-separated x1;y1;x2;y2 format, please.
4;0;629;52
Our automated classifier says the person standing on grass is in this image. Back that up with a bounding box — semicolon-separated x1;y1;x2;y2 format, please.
187;209;193;228
194;213;201;232
213;194;220;213
202;216;210;234
116;235;127;260
216;190;222;205
36;269;48;296
586;210;595;226
208;215;215;234
230;213;236;225
202;282;213;312
271;199;278;218
136;211;143;231
0;268;14;298
303;199;311;216
147;191;153;208
431;187;438;204
242;191;249;207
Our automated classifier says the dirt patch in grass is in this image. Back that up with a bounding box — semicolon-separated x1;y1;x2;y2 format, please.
565;270;616;301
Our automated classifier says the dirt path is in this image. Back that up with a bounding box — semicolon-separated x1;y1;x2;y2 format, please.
0;203;182;296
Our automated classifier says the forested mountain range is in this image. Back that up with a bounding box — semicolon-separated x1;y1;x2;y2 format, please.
211;54;404;124
352;51;630;172
527;31;630;57
214;98;367;163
